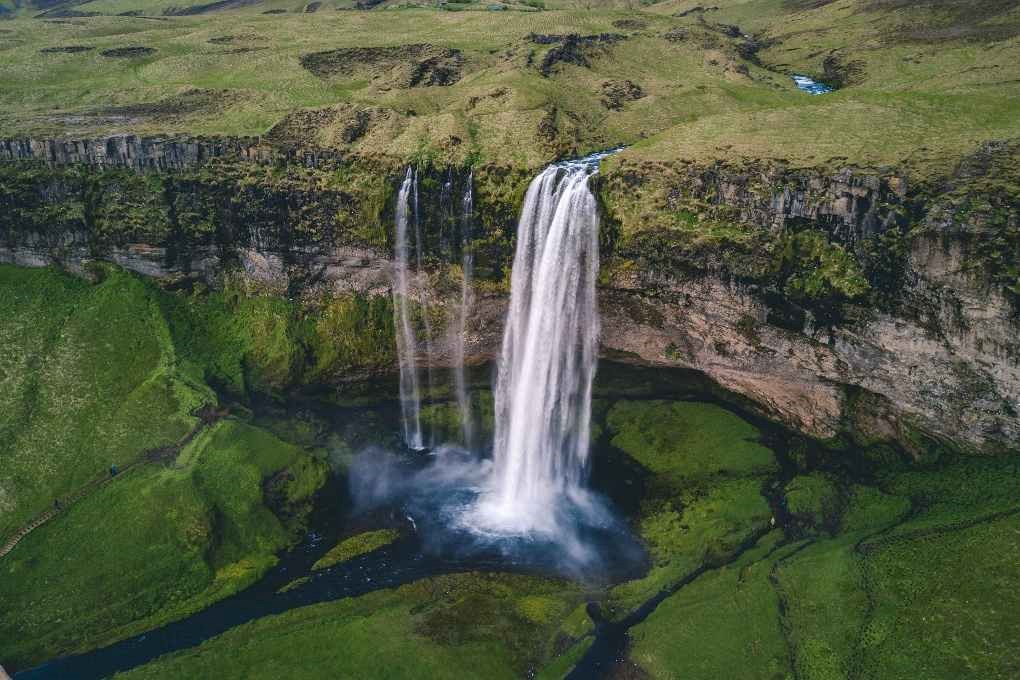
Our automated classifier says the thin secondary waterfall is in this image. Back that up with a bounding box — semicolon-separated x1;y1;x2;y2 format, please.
479;156;602;534
452;170;475;448
393;168;424;450
412;169;438;447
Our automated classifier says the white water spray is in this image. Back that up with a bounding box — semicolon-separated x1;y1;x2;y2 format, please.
475;155;604;535
392;168;424;450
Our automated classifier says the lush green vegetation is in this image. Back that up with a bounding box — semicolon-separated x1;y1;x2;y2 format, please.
0;264;338;668
623;452;1020;680
311;528;400;570
115;572;587;680
628;531;793;679
0;419;328;668
1;0;1016;172
0;265;212;536
602;400;777;616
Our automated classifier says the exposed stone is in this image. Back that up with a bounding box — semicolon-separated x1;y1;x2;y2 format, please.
601;80;645;111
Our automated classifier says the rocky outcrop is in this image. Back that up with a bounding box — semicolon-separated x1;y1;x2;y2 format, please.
597;148;1019;454
0;136;273;171
598;237;1019;455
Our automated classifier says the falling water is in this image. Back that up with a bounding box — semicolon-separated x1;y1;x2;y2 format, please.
476;154;604;535
392;168;424;450
452;170;475;448
412;169;438;447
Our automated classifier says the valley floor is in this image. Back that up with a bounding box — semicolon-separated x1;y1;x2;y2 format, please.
1;266;1018;680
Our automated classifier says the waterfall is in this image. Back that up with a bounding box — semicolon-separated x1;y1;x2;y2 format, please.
412;169;438;447
478;156;603;534
393;168;425;450
452;170;475;448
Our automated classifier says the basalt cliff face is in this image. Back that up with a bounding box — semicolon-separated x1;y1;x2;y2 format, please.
1;136;1017;456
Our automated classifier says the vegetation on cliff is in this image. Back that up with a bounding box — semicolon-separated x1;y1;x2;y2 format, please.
0;264;336;668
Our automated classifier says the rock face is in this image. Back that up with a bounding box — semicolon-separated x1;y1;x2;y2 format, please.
1;135;1017;456
597;149;1019;455
599;240;1019;454
0;136;272;171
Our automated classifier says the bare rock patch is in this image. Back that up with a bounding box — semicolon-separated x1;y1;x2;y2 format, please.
601;79;645;110
100;46;156;58
300;44;464;87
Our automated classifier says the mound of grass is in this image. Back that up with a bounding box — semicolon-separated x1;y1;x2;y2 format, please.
607;477;774;616
857;515;1020;680
602;400;778;617
627;531;793;679
116;572;586;680
0;265;212;537
783;473;843;534
0;419;327;669
605;400;777;481
312;528;400;570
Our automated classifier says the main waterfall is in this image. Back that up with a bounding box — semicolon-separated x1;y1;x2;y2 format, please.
476;154;603;535
362;151;640;575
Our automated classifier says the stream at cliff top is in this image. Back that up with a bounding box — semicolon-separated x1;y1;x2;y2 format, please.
792;74;833;95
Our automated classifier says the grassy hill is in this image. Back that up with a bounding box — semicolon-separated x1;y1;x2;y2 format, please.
0;0;1016;173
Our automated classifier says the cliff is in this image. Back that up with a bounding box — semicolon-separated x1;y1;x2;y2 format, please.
1;135;1017;456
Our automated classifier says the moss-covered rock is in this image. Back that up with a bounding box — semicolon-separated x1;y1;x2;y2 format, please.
312;529;401;571
605;400;778;482
783;473;843;535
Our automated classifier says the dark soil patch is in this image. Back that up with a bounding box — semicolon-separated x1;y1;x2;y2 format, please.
663;28;689;42
100;89;234;119
611;19;647;30
467;87;511;110
822;53;865;87
39;45;94;53
100;46;156;58
304;1;321;11
527;33;626;76
266;104;391;148
163;0;260;16
34;8;99;18
221;47;269;54
300;44;464;87
675;5;718;17
262;8;287;13
600;79;645;110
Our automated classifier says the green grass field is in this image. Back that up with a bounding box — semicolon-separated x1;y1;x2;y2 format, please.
0;0;1016;173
